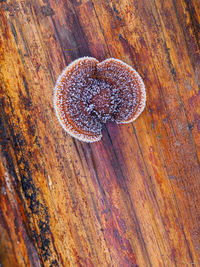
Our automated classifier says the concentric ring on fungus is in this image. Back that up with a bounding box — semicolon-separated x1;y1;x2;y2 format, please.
54;57;146;142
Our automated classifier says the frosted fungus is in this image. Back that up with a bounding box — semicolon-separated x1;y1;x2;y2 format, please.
54;57;146;142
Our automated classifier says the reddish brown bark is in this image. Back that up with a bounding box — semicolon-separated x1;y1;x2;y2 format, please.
0;0;200;266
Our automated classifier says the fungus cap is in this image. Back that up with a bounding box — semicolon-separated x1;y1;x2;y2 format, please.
54;57;146;142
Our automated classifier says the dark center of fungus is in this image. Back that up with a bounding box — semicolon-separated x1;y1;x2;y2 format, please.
87;79;120;123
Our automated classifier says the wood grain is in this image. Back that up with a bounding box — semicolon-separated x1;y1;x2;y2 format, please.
0;0;200;266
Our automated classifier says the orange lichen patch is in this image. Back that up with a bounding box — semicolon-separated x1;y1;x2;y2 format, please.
54;57;146;142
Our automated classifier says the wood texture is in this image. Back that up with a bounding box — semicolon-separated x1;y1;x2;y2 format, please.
0;0;200;266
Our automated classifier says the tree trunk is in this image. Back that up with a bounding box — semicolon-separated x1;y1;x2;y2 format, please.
0;0;200;266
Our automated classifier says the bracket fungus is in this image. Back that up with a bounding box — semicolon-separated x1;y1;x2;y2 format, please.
54;57;146;142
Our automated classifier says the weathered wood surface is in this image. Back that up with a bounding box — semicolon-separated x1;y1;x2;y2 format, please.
0;0;200;266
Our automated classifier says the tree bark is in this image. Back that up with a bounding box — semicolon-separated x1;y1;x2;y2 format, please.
0;0;200;266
